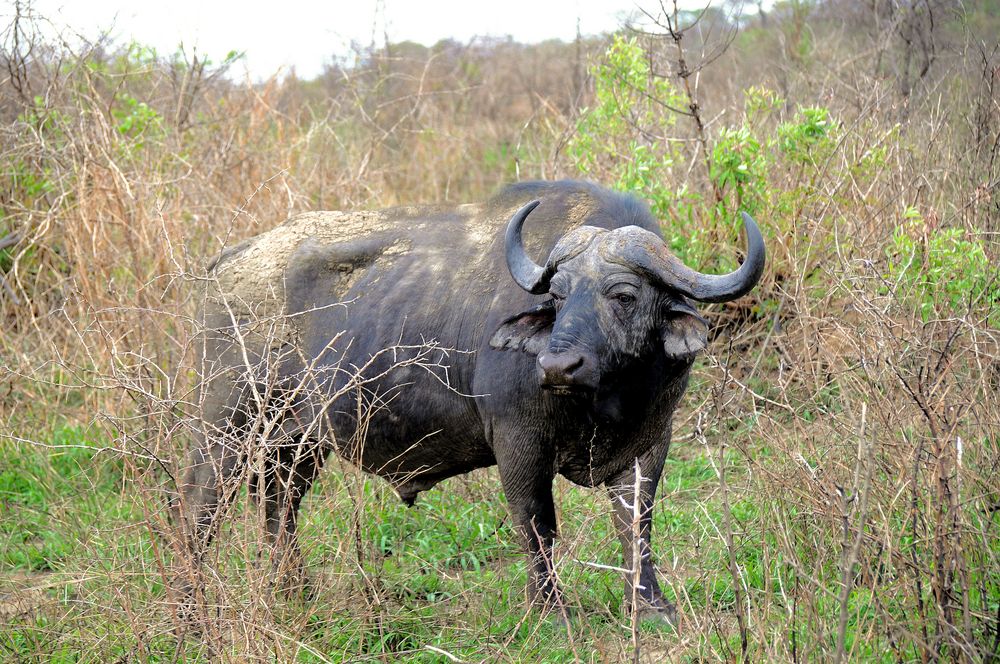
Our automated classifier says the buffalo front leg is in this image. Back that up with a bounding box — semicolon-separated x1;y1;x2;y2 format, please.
493;429;563;611
173;375;256;622
606;441;676;625
178;362;259;558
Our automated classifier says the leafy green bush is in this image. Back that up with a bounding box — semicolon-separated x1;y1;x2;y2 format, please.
710;125;766;214
569;35;684;222
568;38;861;282
777;106;835;163
112;94;165;152
886;207;999;323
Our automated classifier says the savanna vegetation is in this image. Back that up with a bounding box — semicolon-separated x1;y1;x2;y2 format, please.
1;0;998;661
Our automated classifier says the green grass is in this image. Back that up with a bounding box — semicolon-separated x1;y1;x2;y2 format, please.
2;425;729;660
1;422;994;661
0;425;133;572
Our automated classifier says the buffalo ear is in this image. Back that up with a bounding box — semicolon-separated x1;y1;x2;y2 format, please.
660;304;709;361
489;301;555;355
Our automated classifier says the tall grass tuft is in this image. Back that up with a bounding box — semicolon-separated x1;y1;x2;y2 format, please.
1;2;998;661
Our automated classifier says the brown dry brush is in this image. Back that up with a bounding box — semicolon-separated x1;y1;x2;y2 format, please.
0;6;602;660
1;1;1000;662
610;2;1000;661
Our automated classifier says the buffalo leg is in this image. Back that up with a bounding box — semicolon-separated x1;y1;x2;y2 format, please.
493;429;562;609
178;343;262;558
606;441;676;623
173;366;260;624
180;433;246;557
254;438;326;594
174;429;246;622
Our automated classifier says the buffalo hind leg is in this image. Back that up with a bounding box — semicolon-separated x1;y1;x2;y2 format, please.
607;441;676;626
253;438;327;597
180;437;246;554
174;429;247;625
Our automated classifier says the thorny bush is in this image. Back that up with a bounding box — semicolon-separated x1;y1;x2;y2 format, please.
1;2;998;661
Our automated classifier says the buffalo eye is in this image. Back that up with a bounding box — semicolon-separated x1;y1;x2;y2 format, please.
612;293;635;307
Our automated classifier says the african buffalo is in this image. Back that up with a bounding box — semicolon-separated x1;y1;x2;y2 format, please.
179;180;764;622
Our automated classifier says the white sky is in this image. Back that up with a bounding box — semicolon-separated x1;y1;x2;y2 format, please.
22;0;693;80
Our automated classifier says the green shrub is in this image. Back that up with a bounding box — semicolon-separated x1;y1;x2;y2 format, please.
569;35;684;223
112;94;165;152
569;37;860;281
886;207;999;323
778;106;835;163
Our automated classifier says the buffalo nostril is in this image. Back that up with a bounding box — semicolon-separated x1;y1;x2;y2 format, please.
538;352;586;384
561;355;584;374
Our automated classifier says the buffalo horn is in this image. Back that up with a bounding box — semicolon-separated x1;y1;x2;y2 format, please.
658;212;765;302
612;212;765;303
504;200;553;294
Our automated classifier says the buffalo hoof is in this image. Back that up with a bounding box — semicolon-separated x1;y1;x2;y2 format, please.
171;583;204;636
274;570;315;601
171;571;216;633
634;602;678;631
543;604;577;632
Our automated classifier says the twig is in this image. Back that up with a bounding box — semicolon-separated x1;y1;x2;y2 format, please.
424;645;464;662
833;402;873;664
630;458;645;664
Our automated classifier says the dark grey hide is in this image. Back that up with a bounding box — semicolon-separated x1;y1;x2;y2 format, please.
180;180;765;621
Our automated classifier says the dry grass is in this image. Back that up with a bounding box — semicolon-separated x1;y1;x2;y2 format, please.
1;1;998;661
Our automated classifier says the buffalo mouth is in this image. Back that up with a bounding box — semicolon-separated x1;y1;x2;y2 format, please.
541;383;595;396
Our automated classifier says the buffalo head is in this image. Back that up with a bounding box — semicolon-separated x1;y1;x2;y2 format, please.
490;200;765;394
